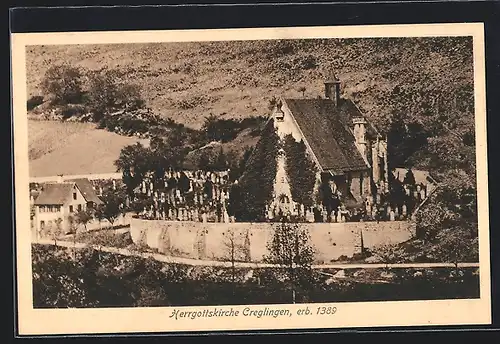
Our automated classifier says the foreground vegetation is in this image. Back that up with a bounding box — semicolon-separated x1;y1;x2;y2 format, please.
32;244;479;308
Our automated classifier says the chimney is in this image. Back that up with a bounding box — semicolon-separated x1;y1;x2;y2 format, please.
353;117;367;159
272;99;284;122
324;77;341;107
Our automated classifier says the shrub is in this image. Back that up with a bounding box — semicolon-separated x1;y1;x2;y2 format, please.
86;68;145;122
41;64;84;105
60;104;87;119
27;95;44;111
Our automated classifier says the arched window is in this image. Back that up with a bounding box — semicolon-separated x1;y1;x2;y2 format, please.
278;194;290;204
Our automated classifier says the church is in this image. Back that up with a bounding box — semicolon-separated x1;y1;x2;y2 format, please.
267;77;389;218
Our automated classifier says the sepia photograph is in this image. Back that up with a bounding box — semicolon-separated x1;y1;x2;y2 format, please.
11;23;491;334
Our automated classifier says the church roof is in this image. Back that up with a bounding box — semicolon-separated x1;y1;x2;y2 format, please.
283;98;374;174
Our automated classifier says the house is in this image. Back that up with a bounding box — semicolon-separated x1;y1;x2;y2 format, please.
391;167;438;206
268;76;389;215
32;177;103;239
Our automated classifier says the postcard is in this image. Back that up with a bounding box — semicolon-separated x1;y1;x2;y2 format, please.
11;23;491;335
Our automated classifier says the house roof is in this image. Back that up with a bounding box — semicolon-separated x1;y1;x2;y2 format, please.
67;178;103;204
392;168;438;189
33;183;74;205
283;98;372;174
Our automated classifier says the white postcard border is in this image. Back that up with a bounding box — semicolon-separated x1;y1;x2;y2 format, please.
12;23;491;335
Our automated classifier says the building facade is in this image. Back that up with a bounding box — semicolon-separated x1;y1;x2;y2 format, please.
268;77;389;217
32;177;103;239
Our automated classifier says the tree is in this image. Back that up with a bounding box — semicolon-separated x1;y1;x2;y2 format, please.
41;64;84;105
212;147;228;171
115;84;145;111
74;208;94;231
67;215;79;259
371;243;407;269
149;126;189;173
91;231;115;255
197;151;212;171
130;195;153;216
431;226;479;276
27;95;45;111
131;257;170;307
264;221;315;303
32;245;95;308
387;112;429;169
222;229;248;286
226;149;247;181
283;135;318;209
86;68;145;122
236;121;279;221
115;143;153;197
201;115;241;143
267;96;279;111
403;168;416;186
96;189;126;228
51;218;64;247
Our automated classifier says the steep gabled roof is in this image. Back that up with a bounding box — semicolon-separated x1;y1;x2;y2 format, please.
67;178;103;205
283;98;371;174
33;183;74;205
392;168;438;189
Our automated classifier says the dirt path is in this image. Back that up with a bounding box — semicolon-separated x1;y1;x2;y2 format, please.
32;239;480;270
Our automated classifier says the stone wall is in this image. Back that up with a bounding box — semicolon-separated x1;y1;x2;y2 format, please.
130;219;416;263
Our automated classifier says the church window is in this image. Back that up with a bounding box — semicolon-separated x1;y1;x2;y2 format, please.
360;172;364;195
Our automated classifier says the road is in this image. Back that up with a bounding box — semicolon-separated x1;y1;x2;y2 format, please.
32;239;480;270
30;172;122;183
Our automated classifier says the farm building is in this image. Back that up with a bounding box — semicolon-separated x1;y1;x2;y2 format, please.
32;177;103;239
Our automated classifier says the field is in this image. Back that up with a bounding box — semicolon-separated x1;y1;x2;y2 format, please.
25;38;473;129
25;38;475;178
28;120;149;177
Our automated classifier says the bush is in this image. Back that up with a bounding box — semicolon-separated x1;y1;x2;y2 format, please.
41;64;84;105
86;68;145;122
201;115;267;144
32;244;480;308
27;95;44;111
61;104;87;119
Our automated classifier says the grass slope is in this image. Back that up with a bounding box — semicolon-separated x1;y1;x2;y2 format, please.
26;38;473;130
28;120;258;177
28;120;148;177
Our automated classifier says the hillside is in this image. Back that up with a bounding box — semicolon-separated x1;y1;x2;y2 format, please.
25;37;473;130
27;119;260;177
28;120;149;177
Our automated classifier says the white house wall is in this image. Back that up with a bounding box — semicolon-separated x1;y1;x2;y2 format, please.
33;206;64;239
33;184;90;240
67;184;89;216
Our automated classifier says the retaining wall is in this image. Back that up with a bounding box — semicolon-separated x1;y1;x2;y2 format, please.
130;219;416;263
